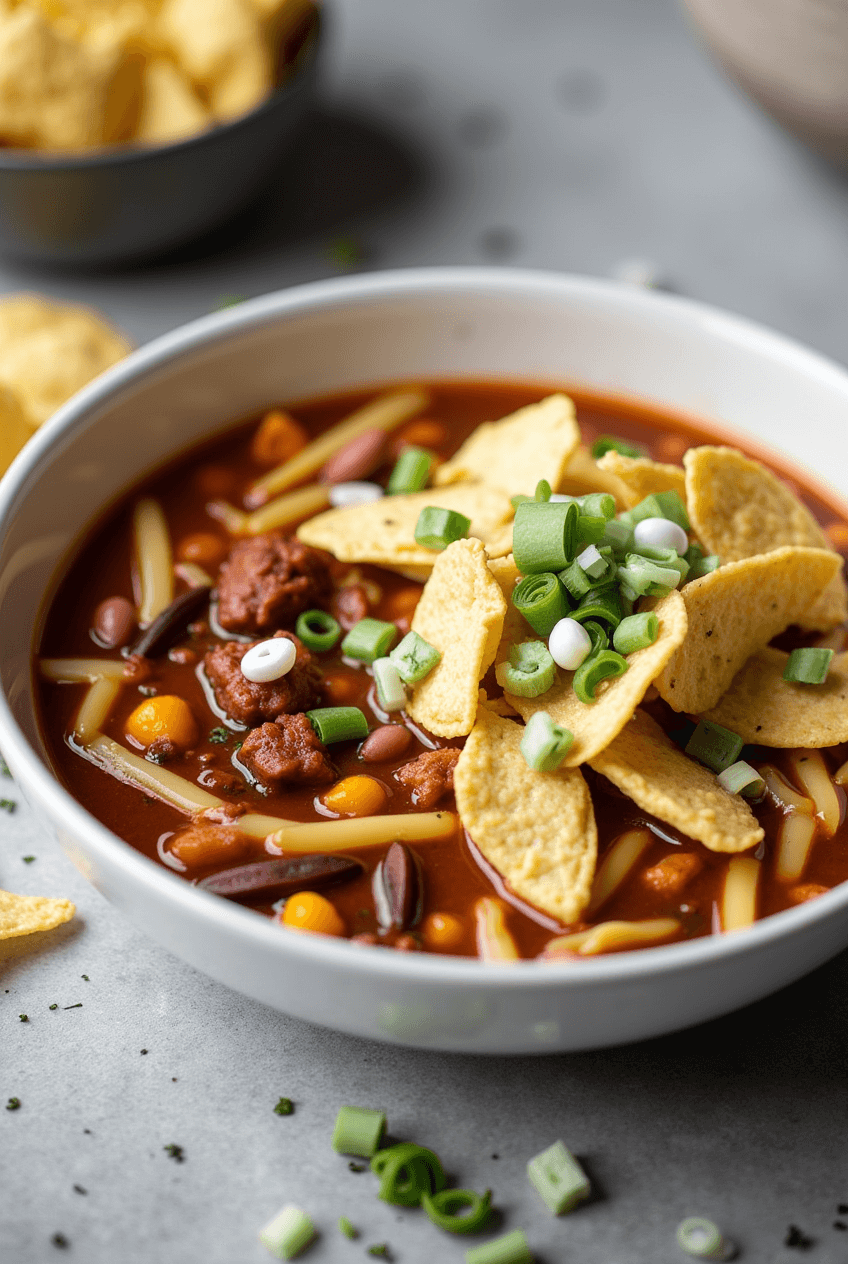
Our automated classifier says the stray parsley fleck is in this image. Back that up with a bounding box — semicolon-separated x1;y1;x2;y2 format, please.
208;727;229;744
218;294;246;310
328;237;363;269
0;798;16;813
0;755;10;776
63;1003;82;1010
839;1205;848;1215
19;1014;28;1023
49;1004;58;1011
834;1222;847;1231
163;1144;185;1163
233;741;243;753
339;1217;357;1240
367;1245;390;1259
51;1233;69;1250
81;975;89;982
73;1185;87;1196
140;1049;148;1055
273;1097;294;1116
348;1161;366;1173
785;1225;815;1250
6;1097;20;1111
141;795;154;806
22;856;35;864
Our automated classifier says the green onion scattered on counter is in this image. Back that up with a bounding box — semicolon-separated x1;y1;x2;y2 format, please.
372;1141;446;1206
258;1204;316;1260
331;1105;387;1157
527;1140;590;1215
422;1188;492;1234
465;1228;534;1264
675;1217;730;1260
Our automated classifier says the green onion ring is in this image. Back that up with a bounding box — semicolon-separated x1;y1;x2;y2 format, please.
421;1188;492;1234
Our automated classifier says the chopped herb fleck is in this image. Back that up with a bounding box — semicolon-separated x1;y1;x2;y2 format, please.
140;1049;148;1055
163;1144;185;1163
73;1185;87;1196
19;1014;28;1022
348;1161;366;1173
328;237;364;269
208;727;229;744
785;1225;815;1250
0;756;10;776
63;1003;82;1010
6;1097;20;1111
141;796;154;806
273;1097;294;1116
22;856;35;864
51;1233;69;1250
49;1004;58;1011
339;1217;357;1240
218;295;246;310
233;741;243;753
367;1245;390;1259
0;799;17;813
81;975;89;982
834;1222;847;1231
839;1205;848;1215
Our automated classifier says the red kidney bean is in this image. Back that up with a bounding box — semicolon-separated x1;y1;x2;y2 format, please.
198;854;364;902
375;841;422;931
322;428;386;484
131;585;211;658
360;724;412;763
92;596;136;649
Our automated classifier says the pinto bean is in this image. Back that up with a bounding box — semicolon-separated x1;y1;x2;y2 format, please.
322;428;386;484
92;596;136;649
360;724;413;763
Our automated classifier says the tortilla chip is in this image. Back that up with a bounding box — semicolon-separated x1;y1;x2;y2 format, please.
0;294;131;426
454;706;597;924
684;445;847;630
590;710;763;853
433;394;580;497
297;483;514;576
135;56;210;144
0;888;75;940
159;0;272;120
0;384;36;476
406;538;506;738
596;451;687;509
508;589;688;766
656;547;841;714
487;554;528;668
556;444;630;504
704;646;848;747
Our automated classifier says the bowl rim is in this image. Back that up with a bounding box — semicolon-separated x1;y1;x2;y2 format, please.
0;10;321;174
3;263;848;991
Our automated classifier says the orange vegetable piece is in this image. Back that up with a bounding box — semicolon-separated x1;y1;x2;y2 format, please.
825;521;848;552
282;891;345;936
125;696;198;750
176;531;227;567
652;433;689;464
421;911;464;950
787;882;830;905
321;775;387;818
390;419;448;457
321;672;361;706
251;410;308;467
642;853;703;896
383;586;422;625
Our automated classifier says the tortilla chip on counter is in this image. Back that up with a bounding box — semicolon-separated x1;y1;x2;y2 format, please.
684;444;847;630
656;546;841;714
297;483;514;575
0;888;75;940
507;589;688;766
406;539;506;738
454;706;597;924
589;710;763;853
704;646;848;747
596;451;687;509
433;394;581;497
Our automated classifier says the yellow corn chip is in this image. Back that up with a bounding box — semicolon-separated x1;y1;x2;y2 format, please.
297;484;514;576
487;554;527;668
454;706;597;924
704;646;848;747
508;589;688;766
0;888;75;939
406;538;506;738
684;445;847;630
433;394;580;497
0;294;131;426
0;383;36;476
656;546;841;714
596;451;687;509
135;56;210;144
556;444;629;504
590;710;763;853
158;0;272;120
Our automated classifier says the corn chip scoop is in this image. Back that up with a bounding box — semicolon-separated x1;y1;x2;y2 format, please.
704;646;848;747
505;589;688;768
555;444;630;503
595;450;687;509
433;393;581;497
405;539;507;739
589;709;764;854
0;889;75;940
487;555;527;669
454;706;598;925
296;483;514;577
684;445;848;630
656;546;841;715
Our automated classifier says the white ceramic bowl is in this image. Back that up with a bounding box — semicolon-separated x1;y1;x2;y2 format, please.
3;268;848;1054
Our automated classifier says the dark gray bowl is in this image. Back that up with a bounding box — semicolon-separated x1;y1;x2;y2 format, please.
0;15;321;268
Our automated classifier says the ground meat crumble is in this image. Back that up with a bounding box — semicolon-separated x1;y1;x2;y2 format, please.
394;748;459;809
215;533;333;635
239;714;335;788
204;632;322;726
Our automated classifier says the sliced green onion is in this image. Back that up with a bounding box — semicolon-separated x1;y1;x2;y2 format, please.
510;493;533;510
581;619;610;655
465;1228;534;1264
591;435;645;460
520;711;574;771
575;514;606;545
372;658;407;712
600;518;634;556
307;707;370;745
579;492;616;520
386;446;433;495
534;479;552;502
338;1218;358;1240
576;544;608;579
371;1142;446;1207
559;558;594;601
414;506;470;550
496;641;557;698
572;586;623;628
629;489;690;532
616;554;682;596
512;573;571;637
331;1105;386;1156
259;1204;316;1260
341;617;398;663
513;501;579;574
717;760;766;799
612;611;659;654
390;630;441;683
295;609;341;653
676;1217;730;1260
684;543;721;579
783;646;834;685
527;1139;591;1215
573;649;628;704
634;543;690;583
685;720;743;773
422;1188;492;1234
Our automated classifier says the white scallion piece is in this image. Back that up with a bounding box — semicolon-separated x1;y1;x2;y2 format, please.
372;657;407;712
717;761;765;799
329;481;383;508
259;1203;316;1260
548;618;592;671
576;544;606;578
676;1216;734;1260
527;1139;590;1215
240;638;297;684
633;516;688;555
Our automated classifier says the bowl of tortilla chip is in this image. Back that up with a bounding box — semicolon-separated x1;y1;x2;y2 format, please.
3;267;848;1053
0;0;320;266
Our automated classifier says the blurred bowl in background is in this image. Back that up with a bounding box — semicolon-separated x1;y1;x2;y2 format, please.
682;0;848;165
0;11;321;269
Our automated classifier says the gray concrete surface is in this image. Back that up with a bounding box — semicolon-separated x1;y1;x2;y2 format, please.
3;1;848;1260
